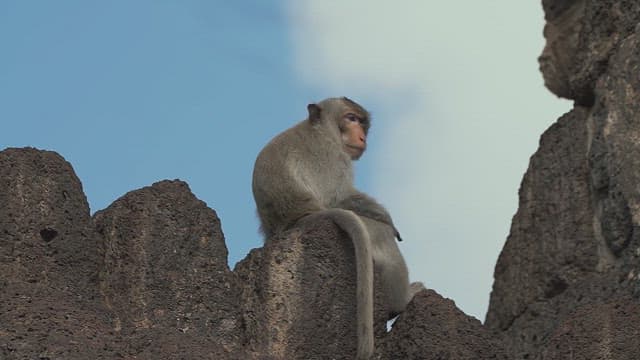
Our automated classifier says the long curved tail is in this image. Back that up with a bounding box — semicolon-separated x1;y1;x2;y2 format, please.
321;208;374;359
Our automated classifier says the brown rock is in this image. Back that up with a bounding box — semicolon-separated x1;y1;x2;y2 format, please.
539;0;640;105
485;107;603;357
0;148;117;359
93;179;244;355
538;298;640;360
235;217;386;359
0;147;100;294
380;289;507;360
235;216;509;359
0;150;247;359
488;1;640;358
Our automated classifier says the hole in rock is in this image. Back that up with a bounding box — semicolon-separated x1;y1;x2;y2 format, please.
40;227;58;242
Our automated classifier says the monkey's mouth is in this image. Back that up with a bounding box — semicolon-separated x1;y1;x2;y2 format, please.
345;145;366;159
346;145;366;152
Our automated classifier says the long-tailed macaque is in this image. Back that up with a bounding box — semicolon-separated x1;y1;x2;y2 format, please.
252;97;423;359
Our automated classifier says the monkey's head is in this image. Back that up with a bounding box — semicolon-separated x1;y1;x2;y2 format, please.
307;97;370;160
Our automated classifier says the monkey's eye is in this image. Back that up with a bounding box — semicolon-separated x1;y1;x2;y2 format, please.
345;113;360;123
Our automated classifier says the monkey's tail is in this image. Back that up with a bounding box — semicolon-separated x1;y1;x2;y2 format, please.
322;208;374;360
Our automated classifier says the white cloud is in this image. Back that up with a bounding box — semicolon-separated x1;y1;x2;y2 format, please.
285;1;571;320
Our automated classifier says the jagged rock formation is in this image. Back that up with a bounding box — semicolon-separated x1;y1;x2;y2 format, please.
380;290;507;360
2;1;640;358
92;179;245;358
0;149;245;359
486;0;640;358
235;216;392;359
0;148;503;359
0;148;117;359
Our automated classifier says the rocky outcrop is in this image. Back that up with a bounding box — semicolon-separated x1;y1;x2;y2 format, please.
538;0;640;105
486;0;640;358
1;147;498;359
379;290;508;360
0;148;117;359
538;298;640;360
235;218;369;359
92;179;245;358
0;148;100;294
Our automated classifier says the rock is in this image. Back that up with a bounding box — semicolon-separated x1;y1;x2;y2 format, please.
93;179;244;355
488;1;640;358
485;107;603;357
0;150;246;359
379;289;508;360
0;147;117;359
0;147;100;293
538;297;640;360
235;217;387;359
539;0;640;105
235;216;501;360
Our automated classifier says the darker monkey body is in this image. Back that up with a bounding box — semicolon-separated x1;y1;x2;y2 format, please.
252;97;423;359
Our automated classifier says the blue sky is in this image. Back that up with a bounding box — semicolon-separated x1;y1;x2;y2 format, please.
1;1;571;320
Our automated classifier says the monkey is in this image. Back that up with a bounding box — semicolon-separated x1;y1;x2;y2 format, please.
252;97;423;359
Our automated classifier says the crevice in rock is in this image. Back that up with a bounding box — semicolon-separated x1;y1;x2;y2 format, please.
39;227;58;242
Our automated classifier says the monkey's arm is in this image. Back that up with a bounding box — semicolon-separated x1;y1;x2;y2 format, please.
337;192;403;241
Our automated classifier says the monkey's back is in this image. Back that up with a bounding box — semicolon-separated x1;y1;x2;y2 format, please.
252;120;353;238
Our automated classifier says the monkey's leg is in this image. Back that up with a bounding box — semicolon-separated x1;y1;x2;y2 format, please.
363;217;411;318
337;191;403;241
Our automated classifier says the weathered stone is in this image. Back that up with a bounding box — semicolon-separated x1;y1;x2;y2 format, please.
93;180;244;353
539;0;640;105
0;148;116;359
486;108;601;354
589;26;640;263
380;289;508;360
488;2;640;358
0;147;99;293
0;151;247;359
537;297;640;360
235;217;389;359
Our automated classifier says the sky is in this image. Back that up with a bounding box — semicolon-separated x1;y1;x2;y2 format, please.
1;1;571;320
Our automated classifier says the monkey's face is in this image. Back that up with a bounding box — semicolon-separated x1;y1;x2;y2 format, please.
341;112;367;160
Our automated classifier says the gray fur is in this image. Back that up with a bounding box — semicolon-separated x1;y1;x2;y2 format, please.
343;195;425;317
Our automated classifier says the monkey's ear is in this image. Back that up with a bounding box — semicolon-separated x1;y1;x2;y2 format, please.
307;103;321;123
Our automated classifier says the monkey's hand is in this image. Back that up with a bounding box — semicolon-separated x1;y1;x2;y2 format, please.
337;192;403;241
393;227;403;242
